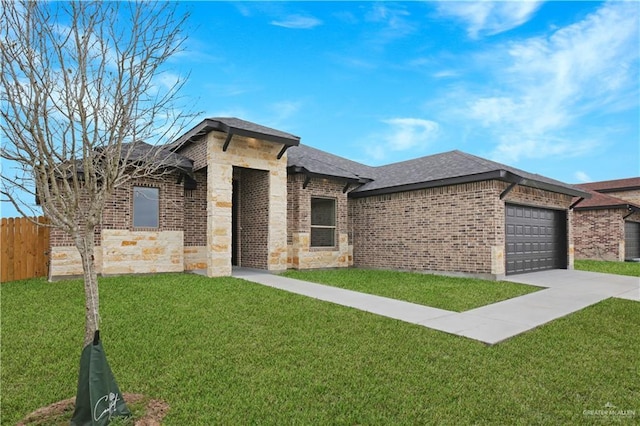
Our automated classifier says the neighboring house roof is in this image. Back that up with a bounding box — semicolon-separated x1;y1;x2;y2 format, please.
572;185;640;211
288;146;588;198
169;117;301;151
578;177;640;193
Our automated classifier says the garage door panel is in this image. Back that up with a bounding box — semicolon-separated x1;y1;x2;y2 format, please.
505;204;567;275
625;221;640;260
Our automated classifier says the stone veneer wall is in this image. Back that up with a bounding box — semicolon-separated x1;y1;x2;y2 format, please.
49;173;185;277
205;132;288;277
349;180;574;278
101;230;183;274
574;209;640;261
287;174;351;269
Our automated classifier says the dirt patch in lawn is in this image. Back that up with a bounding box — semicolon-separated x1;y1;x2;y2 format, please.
17;393;169;426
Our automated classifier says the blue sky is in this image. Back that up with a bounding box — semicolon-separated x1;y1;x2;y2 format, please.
178;1;639;178
1;1;639;218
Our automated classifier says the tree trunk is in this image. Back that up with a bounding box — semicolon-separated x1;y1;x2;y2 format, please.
76;232;100;347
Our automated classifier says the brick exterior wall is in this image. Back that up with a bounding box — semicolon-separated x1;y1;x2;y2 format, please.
178;139;208;171
184;169;207;246
574;209;625;261
350;180;574;278
350;180;504;276
49;188;101;247
574;209;640;261
287;174;351;269
50;172;186;277
238;167;270;269
51;173;185;247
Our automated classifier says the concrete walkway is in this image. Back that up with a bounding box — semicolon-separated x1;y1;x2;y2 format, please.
232;268;639;345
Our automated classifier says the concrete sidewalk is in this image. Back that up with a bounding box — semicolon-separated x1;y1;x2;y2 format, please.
232;268;639;345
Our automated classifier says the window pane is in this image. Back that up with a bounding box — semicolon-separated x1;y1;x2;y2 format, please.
311;198;335;226
311;227;335;247
133;187;159;228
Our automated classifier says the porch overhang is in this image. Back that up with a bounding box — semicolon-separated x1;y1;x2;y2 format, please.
169;117;300;159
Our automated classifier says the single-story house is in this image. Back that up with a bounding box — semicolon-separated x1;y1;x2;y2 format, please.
573;178;640;261
49;117;590;280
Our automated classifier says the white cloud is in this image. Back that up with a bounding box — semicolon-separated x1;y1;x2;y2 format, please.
457;1;639;163
269;100;302;124
365;118;440;161
383;118;440;151
437;1;542;38
271;15;322;29
154;72;182;92
574;171;592;183
432;70;459;79
364;3;416;45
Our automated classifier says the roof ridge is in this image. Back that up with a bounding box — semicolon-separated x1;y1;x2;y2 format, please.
296;143;374;172
301;154;371;178
373;149;460;170
450;150;496;172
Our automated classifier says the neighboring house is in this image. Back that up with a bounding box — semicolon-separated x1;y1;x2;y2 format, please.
49;117;589;280
573;178;640;261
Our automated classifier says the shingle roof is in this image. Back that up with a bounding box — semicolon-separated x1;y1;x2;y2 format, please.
288;146;587;198
577;177;640;193
573;185;640;211
170;117;300;150
352;150;586;196
121;141;193;173
286;144;374;182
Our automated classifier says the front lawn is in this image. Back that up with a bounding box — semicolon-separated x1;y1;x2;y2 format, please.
2;273;638;424
281;268;540;311
575;259;640;277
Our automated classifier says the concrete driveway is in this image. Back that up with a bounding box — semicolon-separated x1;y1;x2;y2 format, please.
505;269;639;301
233;268;638;345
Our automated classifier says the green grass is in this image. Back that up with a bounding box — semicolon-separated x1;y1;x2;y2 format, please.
2;273;639;424
575;259;640;277
281;268;540;311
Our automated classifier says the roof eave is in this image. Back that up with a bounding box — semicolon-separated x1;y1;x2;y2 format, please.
349;170;505;198
595;185;640;193
574;203;640;212
349;170;590;199
501;171;591;198
288;166;369;184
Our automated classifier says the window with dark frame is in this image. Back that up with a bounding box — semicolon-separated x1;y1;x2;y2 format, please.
311;197;336;247
133;186;159;228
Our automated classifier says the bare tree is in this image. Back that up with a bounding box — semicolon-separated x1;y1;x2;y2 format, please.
0;1;191;346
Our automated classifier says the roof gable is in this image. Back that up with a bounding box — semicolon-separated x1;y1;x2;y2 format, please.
169;117;300;151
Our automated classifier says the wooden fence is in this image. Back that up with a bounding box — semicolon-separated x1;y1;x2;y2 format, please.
1;216;50;283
